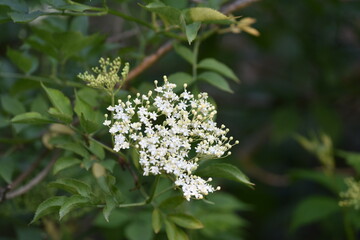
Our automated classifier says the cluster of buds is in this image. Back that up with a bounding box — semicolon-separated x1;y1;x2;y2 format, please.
78;57;129;95
339;177;360;210
104;76;238;200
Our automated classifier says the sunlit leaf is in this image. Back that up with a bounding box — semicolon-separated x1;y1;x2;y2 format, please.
185;22;201;45
11;112;53;124
152;208;162;233
185;7;232;24
42;83;73;118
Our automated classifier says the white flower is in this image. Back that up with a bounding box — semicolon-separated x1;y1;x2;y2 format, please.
104;76;238;200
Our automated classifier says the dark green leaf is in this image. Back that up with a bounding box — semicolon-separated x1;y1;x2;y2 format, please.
159;195;185;210
168;72;194;92
0;158;15;183
11;112;53;124
198;58;239;82
54;141;89;158
49;178;92;198
168;213;204;229
30;94;49;115
196;163;254;187
152;208;162;233
8;10;43;23
31;196;66;223
125;219;153;240
89;140;105;160
198;71;233;93
103;196;116;222
165;220;188;240
53;156;81;175
42;83;73;118
185;22;201;45
0;0;28;12
48;107;72;123
174;44;194;64
46;0;96;12
291;196;340;231
6;47;38;74
1;95;26;115
59;195;91;220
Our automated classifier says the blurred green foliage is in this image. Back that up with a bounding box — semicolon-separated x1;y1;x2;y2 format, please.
0;0;360;240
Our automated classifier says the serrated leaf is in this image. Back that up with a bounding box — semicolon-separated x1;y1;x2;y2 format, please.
103;196;116;222
49;178;92;198
152;208;162;233
185;22;201;45
198;71;233;93
198;58;239;82
291;196;340;231
159;195;185;210
167;72;194;92
8;10;43;23
6;47;38;74
53;156;81;175
42;83;73;118
31;196;66;223
59;195;90;220
174;45;194;64
168;213;204;229
75;92;102;133
185;7;232;24
143;2;182;26
1;95;26;115
11;112;53;124
196;163;253;187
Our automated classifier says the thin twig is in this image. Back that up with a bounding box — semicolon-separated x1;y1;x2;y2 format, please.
221;0;259;14
5;150;61;200
237;125;290;187
124;41;173;84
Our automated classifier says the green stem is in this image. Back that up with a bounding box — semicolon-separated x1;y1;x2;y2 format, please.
343;210;355;240
192;39;200;81
118;201;147;208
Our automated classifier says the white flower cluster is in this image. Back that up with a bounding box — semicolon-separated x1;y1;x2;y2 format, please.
104;76;238;201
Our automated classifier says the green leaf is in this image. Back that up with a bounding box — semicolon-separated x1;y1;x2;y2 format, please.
143;2;182;26
49;178;92;198
11;112;53;124
89;140;105;160
168;213;203;229
0;0;28;12
8;10;43;23
196;163;254;187
198;71;233;93
59;195;91;220
53;156;81;175
185;7;232;24
48;107;72;123
75;92;103;133
185;22;201;45
42;83;73;118
0;158;15;183
165;220;188;240
168;72;195;92
159;195;185;210
103;196;116;222
31;196;66;223
291;196;340;231
54;141;89;158
152;208;162;233
30;94;49;115
337;150;360;174
1;95;26;115
174;44;194;64
6;47;38;74
46;0;97;12
198;58;239;82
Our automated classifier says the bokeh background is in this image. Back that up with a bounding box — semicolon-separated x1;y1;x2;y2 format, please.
1;0;360;239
